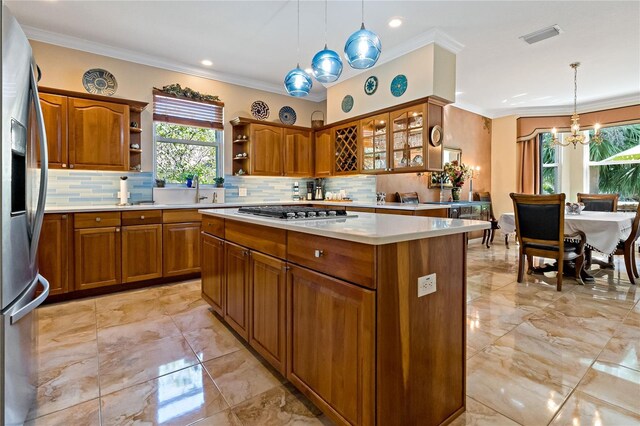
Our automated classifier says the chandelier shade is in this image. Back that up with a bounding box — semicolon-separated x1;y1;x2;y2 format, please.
311;46;343;83
344;23;381;69
284;66;313;97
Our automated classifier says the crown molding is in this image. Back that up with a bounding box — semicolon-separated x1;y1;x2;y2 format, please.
323;28;465;88
23;25;328;102
450;101;493;118
488;92;640;118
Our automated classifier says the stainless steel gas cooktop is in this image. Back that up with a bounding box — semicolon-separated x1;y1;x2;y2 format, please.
237;206;354;220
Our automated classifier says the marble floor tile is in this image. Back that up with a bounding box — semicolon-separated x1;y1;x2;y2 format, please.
467;271;515;290
189;409;243;426
232;384;330;426
171;304;222;333
204;349;286;407
25;398;100;426
28;355;99;420
36;339;98;377
99;334;199;396
449;397;519;426
597;322;640;371
95;289;166;329
526;309;619;349
101;364;228;426
550;390;640;425
576;361;640;414
467;349;573;425
466;315;514;353
97;314;182;354
159;286;208;316
493;280;565;309
36;300;96;350
183;324;245;363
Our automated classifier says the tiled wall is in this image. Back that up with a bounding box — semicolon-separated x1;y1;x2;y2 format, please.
46;172;377;206
46;170;153;206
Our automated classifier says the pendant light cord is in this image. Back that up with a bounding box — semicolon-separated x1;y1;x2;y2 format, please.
361;0;364;24
296;0;300;66
324;0;328;46
573;64;578;115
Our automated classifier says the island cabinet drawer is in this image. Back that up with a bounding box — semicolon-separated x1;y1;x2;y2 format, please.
225;221;287;259
74;212;121;228
163;209;201;223
202;216;224;238
121;210;162;226
287;232;375;289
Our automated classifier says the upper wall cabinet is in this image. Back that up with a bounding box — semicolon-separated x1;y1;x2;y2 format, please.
360;113;389;173
250;124;284;176
284;128;313;177
68;98;130;171
314;129;333;177
333;121;359;175
38;87;147;172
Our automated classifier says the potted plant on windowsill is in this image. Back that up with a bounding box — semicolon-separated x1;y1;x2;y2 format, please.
215;177;225;188
443;161;471;201
182;173;195;188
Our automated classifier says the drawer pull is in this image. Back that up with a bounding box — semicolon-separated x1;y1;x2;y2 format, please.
242;250;250;257
140;215;145;220
115;228;120;232
314;249;324;258
69;164;74;169
95;217;101;222
61;214;67;219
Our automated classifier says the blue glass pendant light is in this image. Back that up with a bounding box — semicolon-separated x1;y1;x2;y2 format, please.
311;0;343;83
344;0;381;69
285;0;312;97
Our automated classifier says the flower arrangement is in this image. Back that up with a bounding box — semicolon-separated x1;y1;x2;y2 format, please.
156;84;221;103
443;161;471;188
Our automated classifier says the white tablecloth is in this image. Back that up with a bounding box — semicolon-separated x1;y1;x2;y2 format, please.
498;211;635;255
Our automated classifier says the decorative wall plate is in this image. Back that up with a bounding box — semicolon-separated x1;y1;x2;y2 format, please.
390;74;408;97
430;125;443;147
82;68;117;96
364;76;378;95
341;95;354;113
279;106;297;125
250;100;270;120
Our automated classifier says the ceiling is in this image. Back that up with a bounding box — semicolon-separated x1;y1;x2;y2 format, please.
8;1;640;117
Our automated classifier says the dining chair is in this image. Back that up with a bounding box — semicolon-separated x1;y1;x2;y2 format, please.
510;193;587;291
612;202;640;284
473;191;500;248
396;192;420;204
577;193;619;267
577;193;619;212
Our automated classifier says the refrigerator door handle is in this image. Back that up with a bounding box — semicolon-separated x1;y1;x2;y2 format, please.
29;62;48;263
10;274;49;325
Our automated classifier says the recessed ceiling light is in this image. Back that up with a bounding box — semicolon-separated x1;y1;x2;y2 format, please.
501;99;508;103
520;25;562;45
512;93;528;98
304;68;313;74
388;17;403;28
201;59;213;66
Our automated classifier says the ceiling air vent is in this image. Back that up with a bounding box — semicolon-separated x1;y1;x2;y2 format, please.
520;25;562;44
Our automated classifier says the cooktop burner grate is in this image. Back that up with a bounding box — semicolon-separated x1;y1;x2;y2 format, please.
237;206;350;220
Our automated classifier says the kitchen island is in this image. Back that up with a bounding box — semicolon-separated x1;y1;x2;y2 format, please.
199;207;489;426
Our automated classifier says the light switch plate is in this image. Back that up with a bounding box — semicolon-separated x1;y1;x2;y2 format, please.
239;187;247;197
418;273;436;297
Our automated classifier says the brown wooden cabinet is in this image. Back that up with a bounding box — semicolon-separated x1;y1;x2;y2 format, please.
37;93;68;168
389;104;427;172
68;97;129;171
250;251;287;374
122;224;162;283
287;265;375;426
74;226;121;291
250;124;283;176
333;121;359;175
201;232;225;316
37;214;71;295
224;242;250;339
284;128;313;177
427;99;445;171
163;222;201;277
314;129;333;177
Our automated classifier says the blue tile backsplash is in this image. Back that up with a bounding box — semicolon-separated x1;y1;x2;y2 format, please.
46;171;377;206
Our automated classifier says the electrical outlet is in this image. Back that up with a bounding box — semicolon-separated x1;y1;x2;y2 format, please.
239;187;247;197
418;273;436;297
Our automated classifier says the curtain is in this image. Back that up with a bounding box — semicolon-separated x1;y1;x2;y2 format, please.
517;136;540;194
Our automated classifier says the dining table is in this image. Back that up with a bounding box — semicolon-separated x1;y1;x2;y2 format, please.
498;211;636;281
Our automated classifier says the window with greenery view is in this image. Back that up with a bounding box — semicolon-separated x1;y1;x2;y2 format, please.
541;132;561;194
587;124;640;201
155;122;221;184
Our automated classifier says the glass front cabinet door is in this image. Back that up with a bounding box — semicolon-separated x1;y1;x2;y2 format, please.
389;104;427;172
360;113;389;173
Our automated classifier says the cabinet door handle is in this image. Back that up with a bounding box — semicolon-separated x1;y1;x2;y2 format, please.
284;266;291;271
219;241;224;247
62;164;67;168
314;249;324;258
242;250;250;256
95;217;101;222
115;228;120;232
69;164;74;169
61;214;67;219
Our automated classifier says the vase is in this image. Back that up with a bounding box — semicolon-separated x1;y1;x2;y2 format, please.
451;187;461;201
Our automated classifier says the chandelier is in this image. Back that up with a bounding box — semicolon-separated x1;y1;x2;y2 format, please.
551;62;603;148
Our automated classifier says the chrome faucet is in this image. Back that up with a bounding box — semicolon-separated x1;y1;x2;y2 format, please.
194;174;207;203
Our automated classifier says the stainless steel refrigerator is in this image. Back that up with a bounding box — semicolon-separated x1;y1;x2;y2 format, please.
1;5;50;425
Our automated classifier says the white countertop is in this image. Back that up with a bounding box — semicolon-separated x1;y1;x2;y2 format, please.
199;208;490;245
44;200;455;213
